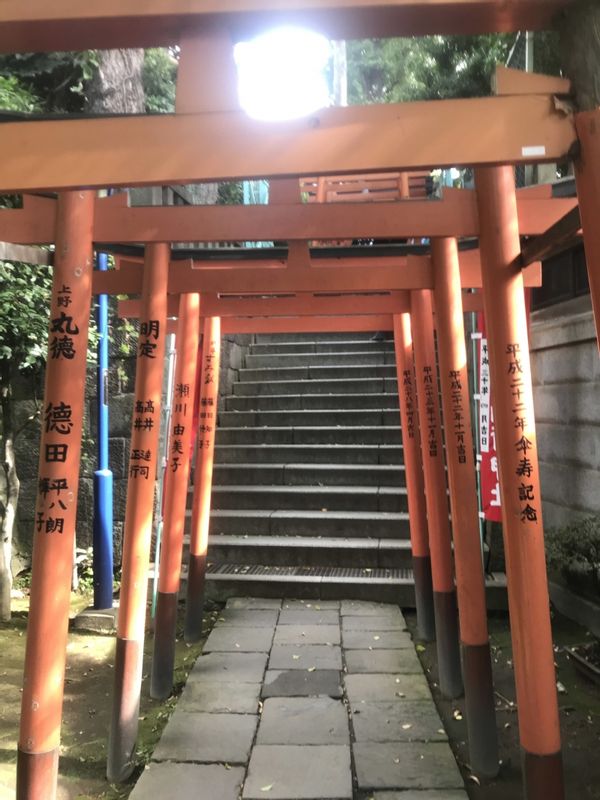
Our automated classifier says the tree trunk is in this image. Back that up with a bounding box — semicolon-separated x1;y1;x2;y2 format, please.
0;363;19;621
86;49;145;114
559;0;600;111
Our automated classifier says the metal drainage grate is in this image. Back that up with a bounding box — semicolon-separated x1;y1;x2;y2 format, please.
206;563;413;580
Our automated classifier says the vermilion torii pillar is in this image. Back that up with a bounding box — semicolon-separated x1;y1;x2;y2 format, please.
432;237;499;778
17;191;95;800
411;289;463;699
392;314;435;641
107;243;169;782
184;316;221;642
151;293;201;700
475;166;564;800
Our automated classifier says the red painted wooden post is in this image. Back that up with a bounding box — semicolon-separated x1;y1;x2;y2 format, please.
107;243;169;781
432;237;499;777
411;289;463;699
392;313;435;641
184;316;221;642
475;166;564;800
17;191;95;800
151;293;201;700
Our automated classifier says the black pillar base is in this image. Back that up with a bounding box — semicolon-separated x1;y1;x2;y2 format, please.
150;591;178;700
412;555;436;642
184;554;206;643
523;749;565;800
462;641;499;777
107;637;142;783
433;590;463;699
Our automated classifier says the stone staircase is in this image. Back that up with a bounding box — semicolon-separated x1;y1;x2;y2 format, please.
193;332;506;606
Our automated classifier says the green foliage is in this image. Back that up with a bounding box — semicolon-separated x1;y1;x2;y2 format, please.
546;515;600;572
533;31;563;77
0;261;52;372
347;34;514;105
0;75;39;113
0;52;98;113
217;182;244;205
143;48;178;113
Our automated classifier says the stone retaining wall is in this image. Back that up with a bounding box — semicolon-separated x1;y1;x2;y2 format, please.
530;294;600;529
13;328;252;568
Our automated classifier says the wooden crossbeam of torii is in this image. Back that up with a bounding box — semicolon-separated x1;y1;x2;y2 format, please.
118;289;483;319
93;252;542;294
0;1;574;54
0;188;578;245
0;95;576;193
117;290;485;334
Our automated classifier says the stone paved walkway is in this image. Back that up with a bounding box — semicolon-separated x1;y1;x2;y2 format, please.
131;598;468;799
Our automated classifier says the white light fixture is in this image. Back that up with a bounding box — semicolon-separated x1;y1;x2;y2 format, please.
234;26;331;122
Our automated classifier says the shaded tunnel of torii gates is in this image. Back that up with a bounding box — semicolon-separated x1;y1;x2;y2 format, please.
2;3;600;800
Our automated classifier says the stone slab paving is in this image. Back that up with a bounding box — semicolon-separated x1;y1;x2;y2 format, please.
257;697;350;744
153;709;257;764
130;763;245;800
342;629;413;649
342;615;407;632
186;651;268;683
217;608;280;626
279;607;341;625
137;598;467;799
263;668;343;698
203;625;275;652
273;623;341;645
345;648;422;674
269;643;343;670
178;679;261;713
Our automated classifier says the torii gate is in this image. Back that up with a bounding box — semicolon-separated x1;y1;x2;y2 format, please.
2;3;599;800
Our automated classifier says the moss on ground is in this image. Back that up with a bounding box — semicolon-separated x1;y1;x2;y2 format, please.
0;593;219;799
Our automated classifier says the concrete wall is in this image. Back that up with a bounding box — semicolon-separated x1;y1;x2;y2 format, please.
531;294;600;529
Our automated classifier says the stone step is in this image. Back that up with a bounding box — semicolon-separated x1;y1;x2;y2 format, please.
249;340;395;355
219;408;400;428
254;332;390;343
239;364;398;382
245;351;397;368
206;535;411;568
212;463;405;487
214;443;403;465
216;426;402;445
208;485;408;512
205;509;410;539
225;393;400;412
232;377;398;396
203;566;509;607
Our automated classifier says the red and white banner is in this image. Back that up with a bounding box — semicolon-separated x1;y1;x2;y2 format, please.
478;313;502;522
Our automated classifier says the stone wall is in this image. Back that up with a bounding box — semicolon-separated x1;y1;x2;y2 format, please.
13;328;252;568
531;294;600;529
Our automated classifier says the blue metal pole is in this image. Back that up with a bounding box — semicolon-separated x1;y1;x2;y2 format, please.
93;250;114;609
